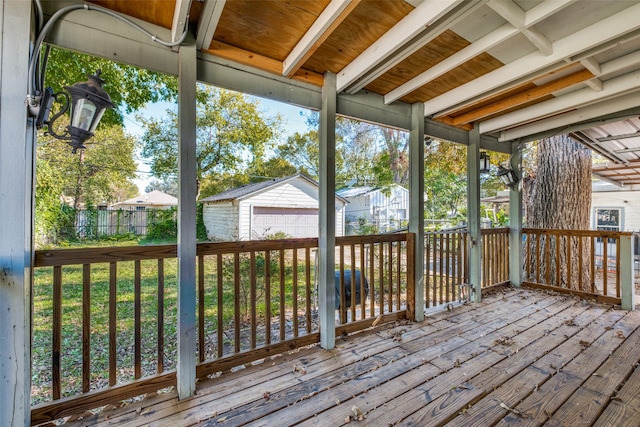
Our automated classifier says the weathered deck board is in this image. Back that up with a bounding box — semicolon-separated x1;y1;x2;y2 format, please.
59;287;640;427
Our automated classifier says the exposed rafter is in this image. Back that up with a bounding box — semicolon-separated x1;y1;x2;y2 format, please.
172;0;192;44
335;0;464;92
423;1;640;116
195;0;226;50
385;0;574;104
599;132;640;143
283;0;360;78
488;0;553;55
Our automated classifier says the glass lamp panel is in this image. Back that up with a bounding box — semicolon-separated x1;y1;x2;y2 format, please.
71;98;97;131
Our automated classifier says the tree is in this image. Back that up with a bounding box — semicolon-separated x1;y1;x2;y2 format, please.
35;125;138;244
524;134;592;291
139;86;283;182
146;179;178;197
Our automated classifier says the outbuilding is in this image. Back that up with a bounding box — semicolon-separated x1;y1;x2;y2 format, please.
201;174;347;241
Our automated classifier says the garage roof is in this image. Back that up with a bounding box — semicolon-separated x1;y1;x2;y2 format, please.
42;0;640;184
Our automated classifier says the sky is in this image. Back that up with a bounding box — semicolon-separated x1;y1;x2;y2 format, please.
123;96;312;194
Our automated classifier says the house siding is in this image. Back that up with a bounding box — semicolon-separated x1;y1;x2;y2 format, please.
591;190;640;231
340;185;409;232
203;202;238;241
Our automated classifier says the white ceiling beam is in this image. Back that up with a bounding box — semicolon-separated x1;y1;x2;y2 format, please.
196;0;226;50
336;0;463;92
522;28;552;56
585;78;603;91
344;0;486;95
283;0;358;78
172;0;192;44
423;2;640;116
580;57;601;75
480;70;640;134
487;0;525;28
488;0;553;56
497;90;640;142
386;0;573;104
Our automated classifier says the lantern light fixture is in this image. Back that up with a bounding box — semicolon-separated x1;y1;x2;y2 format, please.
35;70;114;153
479;151;490;174
26;1;188;153
497;165;519;189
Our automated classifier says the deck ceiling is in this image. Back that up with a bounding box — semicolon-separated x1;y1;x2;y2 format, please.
43;0;640;185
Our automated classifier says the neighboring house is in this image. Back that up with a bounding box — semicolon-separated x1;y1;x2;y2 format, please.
337;184;409;233
591;181;640;232
201;174;347;241
112;190;178;210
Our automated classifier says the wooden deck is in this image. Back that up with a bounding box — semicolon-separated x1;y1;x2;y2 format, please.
60;286;640;427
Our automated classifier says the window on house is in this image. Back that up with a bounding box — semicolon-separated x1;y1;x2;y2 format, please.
596;208;621;232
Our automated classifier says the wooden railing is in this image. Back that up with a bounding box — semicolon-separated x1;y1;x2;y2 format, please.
424;227;509;307
522;228;634;304
30;233;412;425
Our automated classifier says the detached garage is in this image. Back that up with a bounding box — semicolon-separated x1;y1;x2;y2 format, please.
201;174;347;241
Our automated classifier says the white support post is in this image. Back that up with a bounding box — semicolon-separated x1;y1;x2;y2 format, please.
467;125;482;301
318;72;337;350
508;146;523;287
409;103;425;321
0;1;34;425
620;234;635;311
177;34;197;399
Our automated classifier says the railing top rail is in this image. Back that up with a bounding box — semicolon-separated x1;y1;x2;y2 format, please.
480;227;509;235
34;232;412;267
523;227;634;238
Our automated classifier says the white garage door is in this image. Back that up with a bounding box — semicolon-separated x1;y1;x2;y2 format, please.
252;207;318;238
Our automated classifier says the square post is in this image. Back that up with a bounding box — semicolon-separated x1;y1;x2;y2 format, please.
409;103;424;321
177;34;197;399
508;146;523;287
0;1;34;425
467;125;482;301
620;234;635;310
318;72;336;349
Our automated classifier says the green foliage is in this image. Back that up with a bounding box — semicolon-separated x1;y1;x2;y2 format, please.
140;86;283;182
146;208;178;241
197;203;208;241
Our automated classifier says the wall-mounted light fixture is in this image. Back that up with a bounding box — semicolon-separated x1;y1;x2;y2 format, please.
497;165;519;188
34;70;114;153
26;0;188;153
479;151;490;174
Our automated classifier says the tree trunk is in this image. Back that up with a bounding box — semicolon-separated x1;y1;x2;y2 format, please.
524;134;592;291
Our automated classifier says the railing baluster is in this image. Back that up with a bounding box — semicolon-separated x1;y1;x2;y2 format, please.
339;245;345;324
369;243;375;316
134;260;141;379
360;243;366;319
616;236;621;298
545;234;551;285
279;249;285;342
445;233;451;299
292;248;298;338
425;233;431;308
387;242;393;313
379;242;384;314
590;236;596;293
396;241;401;311
603;237;608;296
217;254;223;358
82;264;91;393
52;265;62;400
157;259;164;373
250;251;257;348
578;236;584;290
305;247;312;334
350;244;356;321
198;255;205;362
109;262;117;386
555;234;561;287
265;251;272;344
234;252;241;353
438;233;444;305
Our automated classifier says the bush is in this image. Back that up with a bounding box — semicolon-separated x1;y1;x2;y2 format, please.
146;207;177;241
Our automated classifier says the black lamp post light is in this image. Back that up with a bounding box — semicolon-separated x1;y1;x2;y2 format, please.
479;151;491;174
35;70;114;153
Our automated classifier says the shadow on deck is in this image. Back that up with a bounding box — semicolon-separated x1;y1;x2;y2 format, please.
62;286;640;426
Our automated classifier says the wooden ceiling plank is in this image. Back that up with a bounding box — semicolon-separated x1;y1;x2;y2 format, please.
283;0;361;78
481;69;640;133
345;0;487;95
204;41;324;86
196;0;226;50
452;68;594;125
497;91;640;142
386;0;573;105
172;0;191;44
335;0;464;92
425;2;640;117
